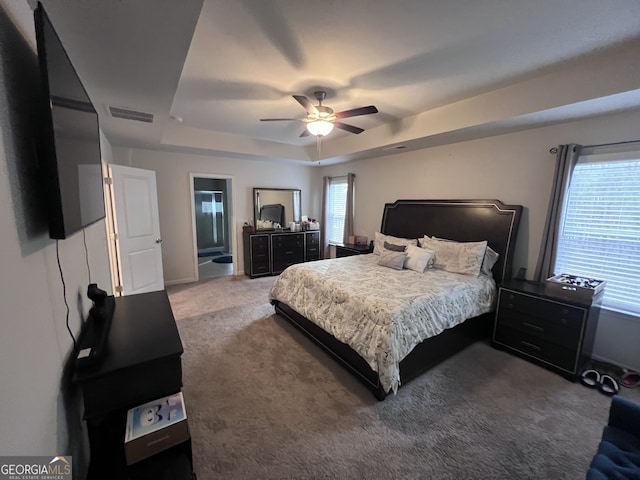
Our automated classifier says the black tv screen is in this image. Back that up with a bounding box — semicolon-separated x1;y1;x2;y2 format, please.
34;2;105;239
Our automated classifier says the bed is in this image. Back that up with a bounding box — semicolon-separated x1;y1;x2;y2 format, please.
269;199;522;399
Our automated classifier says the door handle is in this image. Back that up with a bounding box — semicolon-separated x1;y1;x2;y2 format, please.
155;238;162;244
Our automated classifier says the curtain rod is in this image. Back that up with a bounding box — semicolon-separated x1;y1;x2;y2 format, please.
549;138;640;154
582;138;640;149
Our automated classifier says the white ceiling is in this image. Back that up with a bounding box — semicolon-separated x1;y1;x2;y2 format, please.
38;0;640;165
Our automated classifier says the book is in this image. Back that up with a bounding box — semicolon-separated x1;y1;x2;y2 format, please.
125;392;187;443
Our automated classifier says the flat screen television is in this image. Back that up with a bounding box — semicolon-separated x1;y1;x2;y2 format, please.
34;2;105;239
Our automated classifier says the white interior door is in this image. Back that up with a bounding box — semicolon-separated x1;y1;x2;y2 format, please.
110;164;164;295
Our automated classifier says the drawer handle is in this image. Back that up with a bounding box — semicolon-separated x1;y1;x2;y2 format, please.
520;341;542;351
505;303;514;309
285;250;294;254
523;322;545;333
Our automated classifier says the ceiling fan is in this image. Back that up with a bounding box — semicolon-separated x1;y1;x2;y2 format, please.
260;91;378;137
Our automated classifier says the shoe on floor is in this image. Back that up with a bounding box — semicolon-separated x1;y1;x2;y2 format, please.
579;369;601;388
598;374;620;396
620;370;640;388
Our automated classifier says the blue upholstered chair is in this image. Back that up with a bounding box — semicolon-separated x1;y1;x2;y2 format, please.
587;395;640;479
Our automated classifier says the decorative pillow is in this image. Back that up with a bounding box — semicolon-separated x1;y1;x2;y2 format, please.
383;241;406;252
481;246;500;276
421;236;487;276
373;232;417;255
404;245;434;273
429;236;499;277
377;250;407;270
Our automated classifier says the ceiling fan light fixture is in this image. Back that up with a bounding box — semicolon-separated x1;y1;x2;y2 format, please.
307;120;334;136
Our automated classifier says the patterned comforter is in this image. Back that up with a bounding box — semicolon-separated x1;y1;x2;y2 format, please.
268;254;497;393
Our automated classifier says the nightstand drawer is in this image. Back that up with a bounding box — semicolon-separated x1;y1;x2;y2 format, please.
495;310;582;350
494;326;577;373
499;289;585;330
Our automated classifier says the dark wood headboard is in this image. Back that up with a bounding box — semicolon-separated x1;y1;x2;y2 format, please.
380;199;523;284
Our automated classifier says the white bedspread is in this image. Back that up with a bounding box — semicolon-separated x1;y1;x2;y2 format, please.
268;254;497;393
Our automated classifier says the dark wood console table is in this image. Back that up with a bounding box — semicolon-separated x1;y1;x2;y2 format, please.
75;290;191;479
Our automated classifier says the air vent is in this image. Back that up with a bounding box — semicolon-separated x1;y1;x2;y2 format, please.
382;145;408;151
108;106;154;123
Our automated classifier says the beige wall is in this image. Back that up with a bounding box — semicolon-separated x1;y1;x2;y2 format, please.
319;108;640;371
320;108;640;280
111;147;322;283
0;0;111;471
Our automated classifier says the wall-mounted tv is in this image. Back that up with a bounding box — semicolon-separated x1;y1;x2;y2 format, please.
34;2;105;240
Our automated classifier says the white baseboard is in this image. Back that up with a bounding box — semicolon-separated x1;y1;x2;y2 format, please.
165;277;197;286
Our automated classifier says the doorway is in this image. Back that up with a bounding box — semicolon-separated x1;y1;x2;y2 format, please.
191;175;235;281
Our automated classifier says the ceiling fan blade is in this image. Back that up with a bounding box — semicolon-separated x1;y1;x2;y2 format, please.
299;129;310;137
259;118;301;121
334;105;378;119
293;95;318;115
333;121;364;134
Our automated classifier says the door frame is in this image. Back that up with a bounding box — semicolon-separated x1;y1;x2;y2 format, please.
189;173;237;281
103;161;121;295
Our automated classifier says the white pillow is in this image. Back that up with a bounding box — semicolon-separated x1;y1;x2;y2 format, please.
404;245;434;273
428;236;499;277
377;250;407;270
373;232;417;255
421;236;487;276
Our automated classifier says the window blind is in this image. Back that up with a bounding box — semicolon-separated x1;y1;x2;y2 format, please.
326;177;348;245
555;155;640;315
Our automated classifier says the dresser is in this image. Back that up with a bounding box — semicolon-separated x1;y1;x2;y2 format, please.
492;280;603;380
243;230;321;278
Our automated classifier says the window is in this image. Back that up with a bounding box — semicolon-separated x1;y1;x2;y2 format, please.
554;148;640;315
326;176;348;244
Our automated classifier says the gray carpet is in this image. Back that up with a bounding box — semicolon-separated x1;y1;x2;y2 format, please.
167;276;640;480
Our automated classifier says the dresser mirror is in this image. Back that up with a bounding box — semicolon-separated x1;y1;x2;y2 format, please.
253;188;301;230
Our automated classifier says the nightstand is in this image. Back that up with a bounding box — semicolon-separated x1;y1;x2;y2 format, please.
492;280;603;380
335;243;373;257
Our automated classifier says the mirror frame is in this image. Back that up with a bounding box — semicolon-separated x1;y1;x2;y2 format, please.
253;187;302;230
